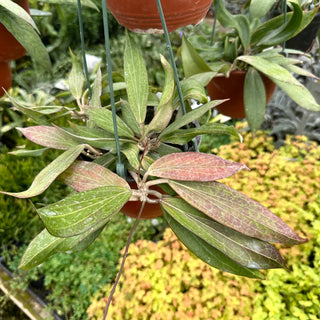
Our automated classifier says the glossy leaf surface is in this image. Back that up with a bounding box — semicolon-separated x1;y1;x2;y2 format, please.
59;161;129;192
162;198;287;269
38;186;131;237
169;180;306;245
1;145;85;198
148;152;248;181
163;209;263;279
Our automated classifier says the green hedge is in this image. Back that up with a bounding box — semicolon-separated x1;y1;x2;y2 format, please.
87;125;320;320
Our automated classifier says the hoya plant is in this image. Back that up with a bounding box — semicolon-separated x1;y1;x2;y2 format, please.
181;0;320;132
1;32;306;317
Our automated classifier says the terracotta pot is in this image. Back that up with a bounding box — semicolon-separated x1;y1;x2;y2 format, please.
206;70;276;119
106;0;212;33
121;182;164;219
0;61;12;97
0;0;30;61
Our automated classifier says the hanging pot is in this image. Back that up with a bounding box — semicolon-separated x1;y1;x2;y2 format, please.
121;181;165;219
0;61;12;98
0;0;30;61
105;0;212;33
206;70;276;119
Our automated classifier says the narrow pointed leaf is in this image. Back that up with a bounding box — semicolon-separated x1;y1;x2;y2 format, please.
59;161;129;192
244;68;266;134
121;143;140;171
163;209;263;279
18;126;79;150
89;67;102;108
249;0;274;20
160;123;241;145
162;198;287;269
19;225;106;270
148;152;248;181
120;100;141;135
68;50;85;100
38;186;132;237
0;145;85;198
89;108;134;137
159;100;226;138
168;180;307;245
124;31;148;124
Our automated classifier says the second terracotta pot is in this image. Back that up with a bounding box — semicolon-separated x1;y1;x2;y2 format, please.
206;70;276;119
0;0;30;61
0;61;12;98
106;0;212;33
121;182;164;220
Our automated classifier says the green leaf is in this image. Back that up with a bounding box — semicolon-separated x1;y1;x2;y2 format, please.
121;143;140;171
18;126;79;150
249;0;275;20
0;145;85;198
39;0;99;10
162;198;287;269
38;186;131;237
124;31;148;125
145;55;175;135
19;225;106;270
244;68;266;134
181;35;212;77
147;152;248;181
68;50;85;100
163;209;263;278
120;100;141;135
159;100;226;138
59;161;129;192
8;148;49;157
89;67;102;108
89;108;134;138
168;180;307;245
160;123;241;145
238;55;320;111
0;6;51;72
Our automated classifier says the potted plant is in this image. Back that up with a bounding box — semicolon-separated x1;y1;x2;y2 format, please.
1;32;307;318
0;0;30;61
181;0;320;133
106;0;213;33
0;61;12;97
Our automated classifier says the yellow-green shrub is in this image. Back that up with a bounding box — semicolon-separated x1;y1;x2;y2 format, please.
87;126;320;320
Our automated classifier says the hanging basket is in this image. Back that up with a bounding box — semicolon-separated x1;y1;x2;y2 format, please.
0;0;30;61
206;70;276;119
0;61;12;97
105;0;212;33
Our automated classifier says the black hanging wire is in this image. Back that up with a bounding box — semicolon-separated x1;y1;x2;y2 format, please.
101;0;126;178
76;0;92;98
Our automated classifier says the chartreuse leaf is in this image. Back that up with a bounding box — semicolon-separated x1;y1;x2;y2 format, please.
163;209;262;278
38;186;132;237
68;50;85;100
162;198;287;269
144;55;175;135
168;180;307;245
121;143;140;171
238;55;320;112
181;35;212;78
244;67;266;134
18;126;79;150
88;108;134;138
59;161;129;192
160;123;241;145
159;100;226;138
124;31;148;125
147;152;248;181
120;100;141;135
0;4;51;72
0;145;85;199
19;225;106;270
89;67;102;108
249;0;274;20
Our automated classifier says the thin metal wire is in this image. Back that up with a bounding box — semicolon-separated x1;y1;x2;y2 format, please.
210;0;220;46
101;0;125;178
76;0;92;98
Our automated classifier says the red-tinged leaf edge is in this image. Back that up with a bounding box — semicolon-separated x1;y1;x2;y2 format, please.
147;152;249;181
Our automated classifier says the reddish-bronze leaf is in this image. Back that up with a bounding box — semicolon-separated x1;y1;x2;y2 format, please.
18;126;78;150
169;180;307;245
59;161;129;192
147;152;248;181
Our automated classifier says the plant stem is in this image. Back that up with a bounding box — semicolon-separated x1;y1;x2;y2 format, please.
102;202;146;320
